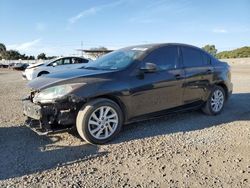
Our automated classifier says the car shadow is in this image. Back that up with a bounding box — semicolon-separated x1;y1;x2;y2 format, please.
0;126;107;180
112;93;250;144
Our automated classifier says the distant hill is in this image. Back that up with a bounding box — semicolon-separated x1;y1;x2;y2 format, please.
216;46;250;59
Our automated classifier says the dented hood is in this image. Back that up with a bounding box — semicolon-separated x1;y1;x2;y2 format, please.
27;68;114;90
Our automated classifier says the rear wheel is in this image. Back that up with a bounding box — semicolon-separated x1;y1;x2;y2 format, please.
76;98;123;144
202;86;225;115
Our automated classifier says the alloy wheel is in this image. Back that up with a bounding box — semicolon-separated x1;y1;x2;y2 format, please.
211;89;224;112
88;106;119;140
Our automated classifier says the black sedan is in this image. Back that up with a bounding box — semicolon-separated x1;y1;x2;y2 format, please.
22;43;233;144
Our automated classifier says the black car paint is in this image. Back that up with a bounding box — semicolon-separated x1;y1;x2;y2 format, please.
23;43;232;133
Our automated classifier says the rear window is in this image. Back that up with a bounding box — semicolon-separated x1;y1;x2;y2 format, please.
72;58;89;64
181;47;204;67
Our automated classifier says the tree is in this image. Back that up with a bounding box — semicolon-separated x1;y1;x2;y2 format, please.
0;42;56;60
202;45;217;56
216;46;250;59
0;42;31;60
27;56;35;60
3;50;22;60
0;43;7;59
37;53;47;60
92;47;108;51
47;56;57;60
89;47;110;58
0;43;6;52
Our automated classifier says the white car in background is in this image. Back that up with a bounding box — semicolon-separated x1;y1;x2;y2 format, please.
23;56;91;80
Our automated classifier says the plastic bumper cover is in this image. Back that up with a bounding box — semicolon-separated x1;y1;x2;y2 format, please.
23;100;42;120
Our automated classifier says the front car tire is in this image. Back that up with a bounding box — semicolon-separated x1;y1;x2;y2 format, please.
76;98;123;144
202;85;226;115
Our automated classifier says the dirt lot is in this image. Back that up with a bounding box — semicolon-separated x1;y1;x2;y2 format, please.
0;61;250;187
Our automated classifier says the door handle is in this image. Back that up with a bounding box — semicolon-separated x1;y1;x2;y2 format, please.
175;74;182;80
206;69;213;74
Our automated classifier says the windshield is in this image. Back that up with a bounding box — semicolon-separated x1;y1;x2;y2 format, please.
82;49;144;70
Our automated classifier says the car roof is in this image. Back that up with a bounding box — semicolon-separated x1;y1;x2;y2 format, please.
56;56;87;59
43;56;89;65
123;43;203;51
121;43;213;60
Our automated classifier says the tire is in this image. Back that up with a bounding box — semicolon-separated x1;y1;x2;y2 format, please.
37;71;49;77
202;85;226;115
76;98;123;144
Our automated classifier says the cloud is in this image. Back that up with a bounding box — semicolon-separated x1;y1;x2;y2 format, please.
7;40;84;56
212;28;228;33
68;0;125;24
128;0;191;24
69;7;100;24
7;39;42;51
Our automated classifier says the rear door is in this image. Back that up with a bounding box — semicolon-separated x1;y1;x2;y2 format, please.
181;46;214;104
54;57;73;72
128;46;185;118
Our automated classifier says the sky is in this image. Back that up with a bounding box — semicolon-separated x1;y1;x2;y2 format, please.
0;0;250;56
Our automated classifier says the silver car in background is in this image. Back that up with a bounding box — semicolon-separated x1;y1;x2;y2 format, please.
23;56;91;80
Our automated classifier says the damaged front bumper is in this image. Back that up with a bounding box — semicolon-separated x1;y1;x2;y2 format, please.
23;100;42;120
22;97;82;135
24;118;74;135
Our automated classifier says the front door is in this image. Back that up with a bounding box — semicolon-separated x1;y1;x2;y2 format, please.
128;46;185;118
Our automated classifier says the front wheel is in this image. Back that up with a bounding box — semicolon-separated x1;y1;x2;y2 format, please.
202;86;226;115
76;98;123;144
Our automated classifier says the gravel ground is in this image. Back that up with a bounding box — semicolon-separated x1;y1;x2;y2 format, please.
0;62;250;187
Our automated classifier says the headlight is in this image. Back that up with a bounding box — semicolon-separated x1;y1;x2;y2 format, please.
33;83;85;103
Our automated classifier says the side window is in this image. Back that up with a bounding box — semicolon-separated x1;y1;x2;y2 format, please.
63;58;71;65
181;47;204;68
202;53;211;65
72;58;89;64
80;58;89;63
143;46;179;70
53;59;63;66
210;56;218;65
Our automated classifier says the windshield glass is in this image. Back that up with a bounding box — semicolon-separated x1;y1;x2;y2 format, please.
83;49;144;70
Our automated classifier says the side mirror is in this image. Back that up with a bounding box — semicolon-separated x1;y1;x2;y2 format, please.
52;62;57;67
140;62;157;73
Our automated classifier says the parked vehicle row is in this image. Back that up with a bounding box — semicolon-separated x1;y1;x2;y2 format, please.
0;62;29;70
13;63;29;70
22;43;233;144
0;62;8;68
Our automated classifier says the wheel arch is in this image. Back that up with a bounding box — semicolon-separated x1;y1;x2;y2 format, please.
215;82;229;100
89;95;127;122
37;71;50;77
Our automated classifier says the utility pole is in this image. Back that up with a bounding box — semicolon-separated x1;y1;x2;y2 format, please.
81;41;83;57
